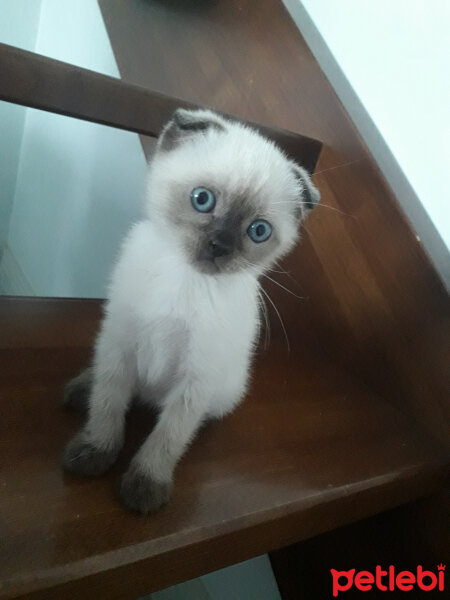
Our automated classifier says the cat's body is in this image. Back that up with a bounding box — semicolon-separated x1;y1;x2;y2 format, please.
63;109;319;513
102;219;259;418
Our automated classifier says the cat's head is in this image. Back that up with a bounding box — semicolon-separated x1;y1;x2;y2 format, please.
146;109;319;275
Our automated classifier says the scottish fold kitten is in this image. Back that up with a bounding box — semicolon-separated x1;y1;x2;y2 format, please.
62;109;319;513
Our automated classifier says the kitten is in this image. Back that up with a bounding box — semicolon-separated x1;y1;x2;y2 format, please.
62;108;319;514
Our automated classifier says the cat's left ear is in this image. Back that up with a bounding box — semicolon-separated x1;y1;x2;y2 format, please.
290;163;320;219
157;108;226;152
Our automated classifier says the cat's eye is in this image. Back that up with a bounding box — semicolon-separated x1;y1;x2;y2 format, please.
191;187;216;213
247;219;272;243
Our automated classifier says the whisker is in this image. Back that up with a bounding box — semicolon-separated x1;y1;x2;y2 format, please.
240;258;306;301
241;257;283;276
239;258;263;276
266;265;290;275
314;204;353;217
268;201;352;218
271;262;291;276
238;262;271;349
261;273;306;300
312;158;365;176
273;261;303;290
259;286;290;353
257;289;271;349
239;271;270;349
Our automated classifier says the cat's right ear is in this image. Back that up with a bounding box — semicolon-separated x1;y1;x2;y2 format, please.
290;163;320;219
157;108;226;152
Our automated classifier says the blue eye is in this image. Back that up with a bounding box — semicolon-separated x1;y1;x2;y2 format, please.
247;219;272;243
191;187;216;213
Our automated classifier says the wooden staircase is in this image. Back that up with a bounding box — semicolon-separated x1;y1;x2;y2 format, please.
0;2;448;597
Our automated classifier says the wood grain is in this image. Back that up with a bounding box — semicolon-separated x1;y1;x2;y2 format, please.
0;297;447;600
0;42;322;174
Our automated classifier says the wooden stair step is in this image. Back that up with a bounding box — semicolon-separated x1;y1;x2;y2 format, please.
0;297;447;599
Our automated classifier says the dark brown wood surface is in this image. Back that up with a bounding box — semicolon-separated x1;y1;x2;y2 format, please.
0;42;322;174
0;297;447;600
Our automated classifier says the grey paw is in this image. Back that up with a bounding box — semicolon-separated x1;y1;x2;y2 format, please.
63;368;93;413
62;433;118;477
119;467;172;514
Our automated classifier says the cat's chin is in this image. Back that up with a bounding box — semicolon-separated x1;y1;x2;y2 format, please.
193;258;239;276
194;259;222;275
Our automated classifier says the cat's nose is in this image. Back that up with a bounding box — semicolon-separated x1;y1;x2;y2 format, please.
208;232;233;258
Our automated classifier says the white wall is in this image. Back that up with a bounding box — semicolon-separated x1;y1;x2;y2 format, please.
6;0;147;297
0;0;42;244
284;0;450;289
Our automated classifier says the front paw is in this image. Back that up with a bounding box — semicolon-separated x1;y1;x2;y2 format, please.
62;433;118;477
119;466;172;514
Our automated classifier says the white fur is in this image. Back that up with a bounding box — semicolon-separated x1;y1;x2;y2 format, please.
87;220;260;482
64;110;318;511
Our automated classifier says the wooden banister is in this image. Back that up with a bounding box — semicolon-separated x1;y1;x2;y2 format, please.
0;42;322;173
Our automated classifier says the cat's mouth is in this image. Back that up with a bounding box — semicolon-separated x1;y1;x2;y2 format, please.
194;233;239;275
196;259;221;274
195;256;235;275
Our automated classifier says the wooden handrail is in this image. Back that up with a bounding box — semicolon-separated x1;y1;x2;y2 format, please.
0;42;322;172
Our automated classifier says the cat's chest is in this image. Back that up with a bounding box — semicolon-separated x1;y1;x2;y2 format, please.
132;272;258;377
133;270;258;389
138;269;255;329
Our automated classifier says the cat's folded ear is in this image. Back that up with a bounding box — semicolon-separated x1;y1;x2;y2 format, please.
157;108;227;152
290;163;320;219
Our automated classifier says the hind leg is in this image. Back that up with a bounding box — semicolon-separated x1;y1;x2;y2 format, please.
62;320;135;478
63;367;93;413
